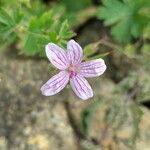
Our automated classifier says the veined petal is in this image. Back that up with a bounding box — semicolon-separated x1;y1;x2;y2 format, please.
46;43;69;70
70;74;93;100
67;40;83;65
41;71;69;96
80;59;107;78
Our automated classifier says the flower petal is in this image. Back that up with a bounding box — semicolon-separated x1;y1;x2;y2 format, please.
46;43;69;70
70;74;93;100
80;59;107;78
67;40;83;65
41;71;69;96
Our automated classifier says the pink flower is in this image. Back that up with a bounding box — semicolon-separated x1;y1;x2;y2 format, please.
41;40;107;100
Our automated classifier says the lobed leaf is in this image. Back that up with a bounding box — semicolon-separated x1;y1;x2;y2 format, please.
97;0;150;43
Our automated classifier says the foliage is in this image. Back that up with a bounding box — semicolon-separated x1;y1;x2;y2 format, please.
0;0;75;57
1;0;149;56
0;0;98;57
61;0;92;12
83;41;109;60
60;0;96;27
97;0;150;43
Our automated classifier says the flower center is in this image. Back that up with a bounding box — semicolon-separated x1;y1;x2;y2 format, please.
67;64;79;78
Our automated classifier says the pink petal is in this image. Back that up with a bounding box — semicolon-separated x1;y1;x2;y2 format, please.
67;40;83;65
70;74;93;100
80;59;107;78
41;71;69;96
46;43;69;70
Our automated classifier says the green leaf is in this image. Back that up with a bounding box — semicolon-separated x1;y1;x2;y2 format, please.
97;0;150;43
83;41;109;60
13;8;24;24
0;8;23;43
98;0;129;25
0;9;15;26
61;0;92;12
24;33;37;56
49;31;60;43
59;20;76;39
111;18;132;43
28;10;53;33
23;32;49;56
83;41;100;57
0;1;76;58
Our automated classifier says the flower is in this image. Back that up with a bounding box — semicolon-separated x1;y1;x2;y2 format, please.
41;40;107;100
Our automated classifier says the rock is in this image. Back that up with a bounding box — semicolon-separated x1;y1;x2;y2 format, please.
0;43;150;150
67;77;150;150
0;52;77;150
0;136;7;150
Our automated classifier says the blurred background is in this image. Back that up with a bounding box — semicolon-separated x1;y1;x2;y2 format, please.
0;0;150;150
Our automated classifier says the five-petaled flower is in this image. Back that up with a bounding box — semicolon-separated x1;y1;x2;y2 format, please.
41;40;107;100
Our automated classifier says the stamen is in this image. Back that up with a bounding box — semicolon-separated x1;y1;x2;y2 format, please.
69;70;77;78
67;64;78;78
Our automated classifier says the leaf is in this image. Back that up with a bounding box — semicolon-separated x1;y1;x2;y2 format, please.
0;8;23;43
59;20;76;39
61;0;92;12
28;10;53;33
0;9;15;26
84;41;100;57
13;8;24;24
83;41;109;60
0;9;16;39
23;32;49;56
97;0;150;43
0;1;76;58
49;31;60;43
24;33;37;56
98;0;129;25
111;18;132;43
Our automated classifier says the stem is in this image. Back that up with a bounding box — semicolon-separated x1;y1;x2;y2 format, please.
98;39;127;56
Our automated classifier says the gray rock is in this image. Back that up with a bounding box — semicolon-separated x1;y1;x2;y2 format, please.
0;53;77;150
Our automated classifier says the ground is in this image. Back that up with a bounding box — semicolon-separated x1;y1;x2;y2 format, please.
0;20;150;150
